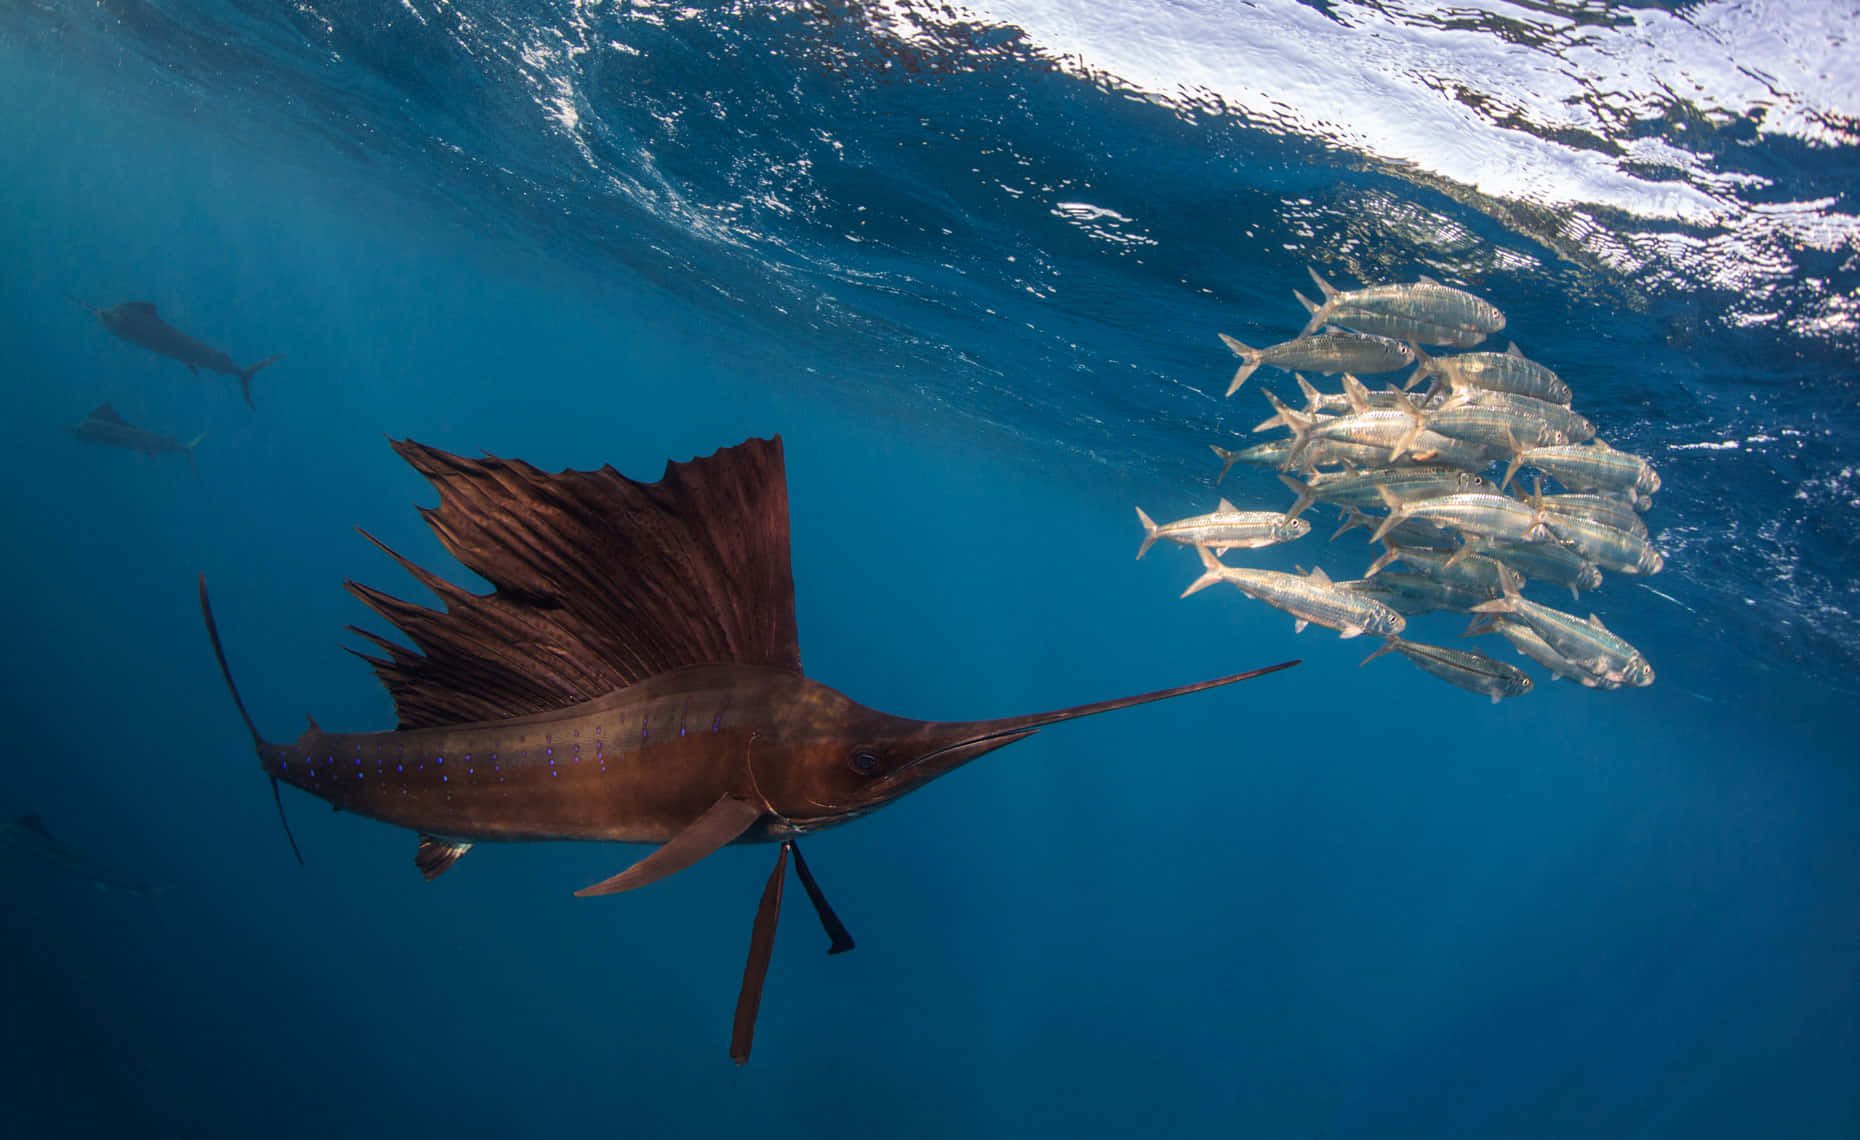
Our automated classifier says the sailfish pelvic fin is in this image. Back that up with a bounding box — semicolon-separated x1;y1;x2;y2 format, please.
731;842;790;1065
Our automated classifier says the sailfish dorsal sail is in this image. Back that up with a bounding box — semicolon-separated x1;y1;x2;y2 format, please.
346;435;802;729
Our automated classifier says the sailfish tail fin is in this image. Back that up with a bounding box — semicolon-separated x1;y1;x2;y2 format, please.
197;574;304;866
237;354;285;408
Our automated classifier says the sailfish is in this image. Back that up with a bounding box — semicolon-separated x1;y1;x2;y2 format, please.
75;298;283;408
199;435;1297;1062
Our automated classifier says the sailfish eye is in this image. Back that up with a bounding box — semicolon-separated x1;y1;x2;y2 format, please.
849;750;881;775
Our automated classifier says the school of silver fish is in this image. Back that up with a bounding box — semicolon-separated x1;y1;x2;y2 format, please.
1144;268;1664;700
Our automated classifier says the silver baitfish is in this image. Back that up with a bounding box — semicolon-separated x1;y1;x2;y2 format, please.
1408;343;1571;405
1470;577;1653;687
1254;410;1494;474
1298;437;1491;473
1278;466;1489;519
1182;548;1405;639
1456;389;1594;443
1361;637;1533;702
1332;508;1463;550
1344;572;1503;616
1420;403;1568;454
1537;493;1647;538
1362;543;1516;590
1296;268;1505;348
1218;330;1414;396
1463;535;1604;597
1504;438;1660;497
1262;393;1463;469
1370;490;1552;546
1539;512;1664;575
1469;615;1628;689
1210;440;1296;481
1136;500;1311;559
1288;373;1420;418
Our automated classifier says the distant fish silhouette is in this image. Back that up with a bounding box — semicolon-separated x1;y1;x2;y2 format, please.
201;435;1298;1063
0;813;165;895
68;402;205;469
76;298;282;407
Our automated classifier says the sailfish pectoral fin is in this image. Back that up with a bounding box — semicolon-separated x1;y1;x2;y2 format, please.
731;842;790;1065
573;794;764;897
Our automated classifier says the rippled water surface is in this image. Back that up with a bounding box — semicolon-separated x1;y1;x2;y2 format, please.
2;2;1856;1137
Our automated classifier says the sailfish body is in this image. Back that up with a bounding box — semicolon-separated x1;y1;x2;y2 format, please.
261;664;1054;847
202;435;1296;1061
85;300;283;407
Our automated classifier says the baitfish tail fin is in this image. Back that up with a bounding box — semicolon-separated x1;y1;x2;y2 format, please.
1364;545;1402;577
1468;564;1524;615
1261;390;1315;465
1135;507;1162;559
1277;472;1318;521
1217;333;1262;396
1387;396;1426;463
1298;268;1339;334
1332;506;1374;542
1500;443;1533;491
1293;289;1327;336
1359;637;1404;666
1523;476;1553;542
1340;373;1374;413
1251;408;1290;433
1209;444;1241;484
1461;612;1500;638
1295;373;1322;414
1369;487;1410;544
1403;342;1433;391
197;575;304;867
237;355;285;409
1180;544;1230;598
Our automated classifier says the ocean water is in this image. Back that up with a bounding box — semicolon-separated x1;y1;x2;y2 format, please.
2;1;1857;1136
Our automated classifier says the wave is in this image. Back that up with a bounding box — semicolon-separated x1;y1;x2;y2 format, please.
17;2;1855;336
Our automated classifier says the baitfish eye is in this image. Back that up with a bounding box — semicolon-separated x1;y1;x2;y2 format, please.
849;750;881;775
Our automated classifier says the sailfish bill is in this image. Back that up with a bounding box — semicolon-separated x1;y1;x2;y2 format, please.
200;434;1297;1062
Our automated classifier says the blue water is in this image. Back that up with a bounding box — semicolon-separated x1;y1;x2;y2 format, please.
3;2;1857;1136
